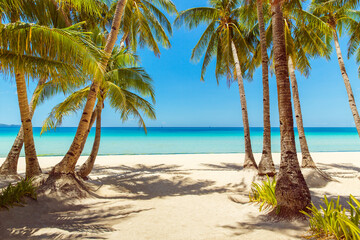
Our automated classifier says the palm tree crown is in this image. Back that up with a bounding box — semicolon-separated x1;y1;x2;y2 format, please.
175;0;255;83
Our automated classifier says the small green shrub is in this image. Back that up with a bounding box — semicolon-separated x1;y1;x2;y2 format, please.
301;195;360;240
0;178;37;210
249;176;277;211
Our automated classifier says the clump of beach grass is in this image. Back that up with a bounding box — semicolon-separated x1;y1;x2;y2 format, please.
301;195;360;240
0;178;37;210
249;176;277;212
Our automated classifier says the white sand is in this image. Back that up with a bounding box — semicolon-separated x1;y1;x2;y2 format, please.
0;152;360;239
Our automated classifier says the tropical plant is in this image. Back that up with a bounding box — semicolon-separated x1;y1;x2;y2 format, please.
311;0;360;139
0;178;37;210
0;20;103;178
49;0;128;176
302;195;360;240
174;0;258;169
271;0;311;219
40;48;156;179
50;0;175;177
281;1;332;168
0;78;46;176
0;0;105;176
242;0;275;175
249;176;277;211
120;0;177;56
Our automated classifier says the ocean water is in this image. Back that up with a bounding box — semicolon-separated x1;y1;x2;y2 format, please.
0;127;358;157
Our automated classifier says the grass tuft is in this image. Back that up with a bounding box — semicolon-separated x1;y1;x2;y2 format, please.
249;176;277;212
301;195;360;240
0;178;37;210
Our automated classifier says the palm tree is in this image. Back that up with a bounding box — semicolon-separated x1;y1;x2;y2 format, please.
0;0;80;176
0;78;45;175
49;0;128;176
0;21;102;178
175;0;258;169
281;1;332;168
311;0;360;138
121;0;177;56
271;0;310;218
243;0;275;175
256;0;275;175
50;0;176;176
40;48;155;179
0;0;106;177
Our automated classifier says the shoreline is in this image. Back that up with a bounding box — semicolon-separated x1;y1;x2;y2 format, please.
2;152;360;173
3;149;360;158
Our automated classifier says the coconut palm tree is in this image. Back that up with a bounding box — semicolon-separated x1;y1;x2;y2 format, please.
271;0;310;218
311;0;360;138
0;0;106;177
50;0;176;176
0;20;103;178
280;1;332;168
0;0;99;176
175;0;258;169
39;48;155;179
0;78;46;176
120;0;177;56
242;0;275;175
248;0;331;169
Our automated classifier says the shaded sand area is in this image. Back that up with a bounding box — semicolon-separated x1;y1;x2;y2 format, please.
0;152;360;239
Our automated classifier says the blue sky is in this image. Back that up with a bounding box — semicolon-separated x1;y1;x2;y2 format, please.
1;0;360;128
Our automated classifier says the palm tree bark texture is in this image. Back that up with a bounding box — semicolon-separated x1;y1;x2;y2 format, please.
0;78;47;175
14;71;42;178
332;27;360;138
288;57;317;168
231;41;258;170
77;101;103;178
256;0;275;176
271;0;310;218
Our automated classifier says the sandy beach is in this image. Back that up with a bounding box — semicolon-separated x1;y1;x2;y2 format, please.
0;152;359;239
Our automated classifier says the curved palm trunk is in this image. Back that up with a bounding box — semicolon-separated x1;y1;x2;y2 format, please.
51;0;127;175
271;1;310;218
14;71;42;178
78;108;98;157
256;0;275;176
77;102;102;179
231;41;257;169
0;78;46;175
288;57;316;168
332;29;360;137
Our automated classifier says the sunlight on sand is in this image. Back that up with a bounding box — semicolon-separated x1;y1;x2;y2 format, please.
0;152;359;239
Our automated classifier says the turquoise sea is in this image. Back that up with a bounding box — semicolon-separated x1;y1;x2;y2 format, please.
0;127;359;157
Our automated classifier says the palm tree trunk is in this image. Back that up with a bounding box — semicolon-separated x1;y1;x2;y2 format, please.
51;0;127;175
0;78;46;175
50;0;72;27
288;57;317;168
14;71;42;178
333;29;360;138
256;0;275;176
271;1;310;218
231;41;257;169
77;101;102;179
78;108;98;157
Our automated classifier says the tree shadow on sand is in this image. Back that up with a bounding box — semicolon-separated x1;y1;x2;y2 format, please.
220;214;307;238
201;162;243;171
93;164;231;200
89;163;186;176
316;163;360;178
310;190;359;209
0;197;151;240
